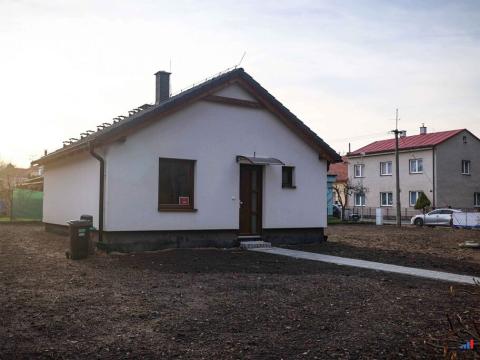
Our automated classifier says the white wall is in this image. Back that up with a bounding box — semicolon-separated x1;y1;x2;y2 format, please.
43;153;99;227
104;87;327;231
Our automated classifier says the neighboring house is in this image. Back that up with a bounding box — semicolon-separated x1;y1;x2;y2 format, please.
328;157;348;206
32;68;340;251
0;164;34;217
346;125;480;211
326;174;337;216
0;164;31;189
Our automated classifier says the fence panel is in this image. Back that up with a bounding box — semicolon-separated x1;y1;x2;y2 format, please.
11;189;43;220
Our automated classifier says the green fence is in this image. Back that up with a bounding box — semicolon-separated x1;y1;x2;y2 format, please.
11;189;43;220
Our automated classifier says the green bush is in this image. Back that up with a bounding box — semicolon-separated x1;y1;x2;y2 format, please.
414;192;431;213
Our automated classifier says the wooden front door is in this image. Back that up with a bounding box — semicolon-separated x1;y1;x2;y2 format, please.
239;165;263;235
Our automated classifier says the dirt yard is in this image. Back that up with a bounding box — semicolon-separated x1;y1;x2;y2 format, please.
0;224;478;358
289;224;480;276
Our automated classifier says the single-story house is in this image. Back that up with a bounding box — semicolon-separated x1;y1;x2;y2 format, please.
33;68;340;251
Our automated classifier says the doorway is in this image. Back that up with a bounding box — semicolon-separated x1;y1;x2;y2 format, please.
239;165;263;236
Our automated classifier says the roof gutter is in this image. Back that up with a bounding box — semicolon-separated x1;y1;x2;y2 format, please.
89;142;104;243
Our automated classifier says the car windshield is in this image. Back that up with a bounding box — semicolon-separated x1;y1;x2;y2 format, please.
428;210;441;215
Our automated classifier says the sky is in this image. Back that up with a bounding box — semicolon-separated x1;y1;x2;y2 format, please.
1;0;479;167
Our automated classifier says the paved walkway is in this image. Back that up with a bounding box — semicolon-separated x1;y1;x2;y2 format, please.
251;247;480;285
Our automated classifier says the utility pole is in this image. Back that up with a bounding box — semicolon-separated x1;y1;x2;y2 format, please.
391;109;403;227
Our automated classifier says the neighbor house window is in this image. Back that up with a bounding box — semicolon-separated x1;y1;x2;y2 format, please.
462;160;471;175
354;192;365;207
475;193;480;207
380;192;393;207
354;164;364;178
282;166;295;188
409;159;423;174
158;157;195;211
380;161;392;176
409;191;422;207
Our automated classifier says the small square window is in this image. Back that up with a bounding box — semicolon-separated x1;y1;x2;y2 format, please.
380;161;392;176
409;159;423;174
354;164;364;178
354;192;365;207
462;160;471;175
380;192;393;207
409;191;422;207
282;166;295;188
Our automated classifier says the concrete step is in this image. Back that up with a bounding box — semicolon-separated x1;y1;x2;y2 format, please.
240;240;272;250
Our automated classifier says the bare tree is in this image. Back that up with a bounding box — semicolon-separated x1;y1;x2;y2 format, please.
333;179;368;220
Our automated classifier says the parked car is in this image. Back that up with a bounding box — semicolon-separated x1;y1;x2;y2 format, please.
411;208;462;227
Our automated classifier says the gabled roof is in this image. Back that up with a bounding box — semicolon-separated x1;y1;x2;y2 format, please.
327;156;348;182
348;129;469;156
33;68;341;165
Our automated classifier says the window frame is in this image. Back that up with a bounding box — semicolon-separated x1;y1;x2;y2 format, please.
354;164;365;178
380;191;393;207
158;157;196;212
281;166;296;189
379;161;392;176
462;160;471;175
475;192;480;207
409;190;422;207
409;158;423;174
354;192;365;207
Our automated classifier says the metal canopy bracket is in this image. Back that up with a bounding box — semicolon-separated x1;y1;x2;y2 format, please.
236;155;285;166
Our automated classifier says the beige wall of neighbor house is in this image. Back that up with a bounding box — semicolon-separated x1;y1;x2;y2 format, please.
43;153;99;227
435;130;480;208
347;149;434;209
100;84;328;231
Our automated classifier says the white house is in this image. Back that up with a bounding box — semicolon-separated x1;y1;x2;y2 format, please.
33;68;340;251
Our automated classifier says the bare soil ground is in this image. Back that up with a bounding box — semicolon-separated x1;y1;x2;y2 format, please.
288;224;480;276
0;224;478;359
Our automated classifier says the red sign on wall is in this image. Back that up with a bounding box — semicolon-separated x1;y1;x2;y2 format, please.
179;196;190;206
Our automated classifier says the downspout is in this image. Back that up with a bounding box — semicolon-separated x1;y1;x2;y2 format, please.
89;142;105;242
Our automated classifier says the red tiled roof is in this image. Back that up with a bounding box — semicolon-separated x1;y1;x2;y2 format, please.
349;129;465;156
328;156;348;181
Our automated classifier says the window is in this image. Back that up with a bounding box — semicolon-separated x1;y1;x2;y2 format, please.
158;157;195;211
354;192;365;207
409;159;423;174
463;135;468;144
475;193;480;207
409;191;422;207
380;161;392;176
354;164;364;178
282;166;295;188
462;160;471;175
380;192;393;207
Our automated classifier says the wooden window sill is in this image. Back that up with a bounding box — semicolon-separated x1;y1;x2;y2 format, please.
158;207;198;212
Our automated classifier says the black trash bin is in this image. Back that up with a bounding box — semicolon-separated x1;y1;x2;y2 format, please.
67;219;91;260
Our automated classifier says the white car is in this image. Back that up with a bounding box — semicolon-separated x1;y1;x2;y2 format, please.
411;208;462;227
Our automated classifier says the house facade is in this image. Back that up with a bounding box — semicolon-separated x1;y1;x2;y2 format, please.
328;157;348;207
347;126;480;211
33;68;340;251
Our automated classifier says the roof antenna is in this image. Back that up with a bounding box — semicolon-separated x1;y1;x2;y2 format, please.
236;51;246;68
